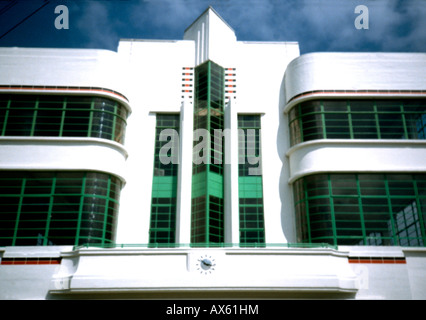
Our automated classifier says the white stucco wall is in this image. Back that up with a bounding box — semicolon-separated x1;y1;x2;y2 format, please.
284;52;426;103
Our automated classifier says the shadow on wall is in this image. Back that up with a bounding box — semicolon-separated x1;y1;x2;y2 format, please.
276;71;297;243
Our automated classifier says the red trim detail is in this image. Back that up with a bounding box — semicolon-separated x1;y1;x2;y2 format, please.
1;257;62;265
348;257;406;264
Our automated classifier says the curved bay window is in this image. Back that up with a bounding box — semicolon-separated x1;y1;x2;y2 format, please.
288;99;426;146
0;171;122;246
0;94;128;144
294;173;426;247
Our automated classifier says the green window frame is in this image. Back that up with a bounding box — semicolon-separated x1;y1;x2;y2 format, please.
294;173;426;247
238;115;265;246
149;114;180;246
191;60;225;246
288;99;426;146
0;94;128;144
0;171;122;246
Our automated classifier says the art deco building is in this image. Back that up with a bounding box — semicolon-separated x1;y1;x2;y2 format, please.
0;7;425;299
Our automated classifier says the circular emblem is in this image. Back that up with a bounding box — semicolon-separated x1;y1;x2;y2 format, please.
196;254;216;275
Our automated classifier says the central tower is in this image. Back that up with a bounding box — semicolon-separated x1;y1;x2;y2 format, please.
191;60;225;245
183;7;235;246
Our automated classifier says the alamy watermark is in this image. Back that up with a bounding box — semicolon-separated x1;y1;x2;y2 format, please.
354;5;369;30
54;5;69;30
54;4;369;31
159;128;262;176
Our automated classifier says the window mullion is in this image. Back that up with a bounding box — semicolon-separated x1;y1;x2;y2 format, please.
87;98;95;138
400;102;409;139
1;98;11;136
303;177;311;244
75;173;87;246
12;178;27;246
101;176;112;245
356;175;367;245
384;175;398;245
59;97;67;137
44;175;57;245
347;100;354;139
320;101;327;139
112;102;118;141
298;104;304;143
373;101;381;139
327;174;338;246
30;97;39;136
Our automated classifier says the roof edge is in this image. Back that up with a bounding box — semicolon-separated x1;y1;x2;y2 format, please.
184;6;235;34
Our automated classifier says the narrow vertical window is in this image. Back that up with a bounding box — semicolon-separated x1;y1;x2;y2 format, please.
238;115;265;246
149;114;180;246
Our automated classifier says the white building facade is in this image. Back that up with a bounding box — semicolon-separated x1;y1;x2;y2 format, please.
0;7;425;299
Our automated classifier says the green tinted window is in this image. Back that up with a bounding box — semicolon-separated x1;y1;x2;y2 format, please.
0;94;128;143
238;115;265;246
191;60;225;246
294;173;426;247
288;99;426;146
0;171;122;246
149;114;180;246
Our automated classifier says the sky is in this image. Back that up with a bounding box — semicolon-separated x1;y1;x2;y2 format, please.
0;0;425;54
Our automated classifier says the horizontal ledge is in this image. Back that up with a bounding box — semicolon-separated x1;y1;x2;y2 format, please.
0;136;128;158
286;139;426;158
288;168;426;185
49;286;358;295
73;242;337;250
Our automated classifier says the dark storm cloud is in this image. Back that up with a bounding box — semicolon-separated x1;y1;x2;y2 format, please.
0;0;424;52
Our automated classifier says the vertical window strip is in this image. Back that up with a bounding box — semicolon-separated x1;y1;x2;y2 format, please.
149;114;180;246
191;60;225;246
238;114;265;246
